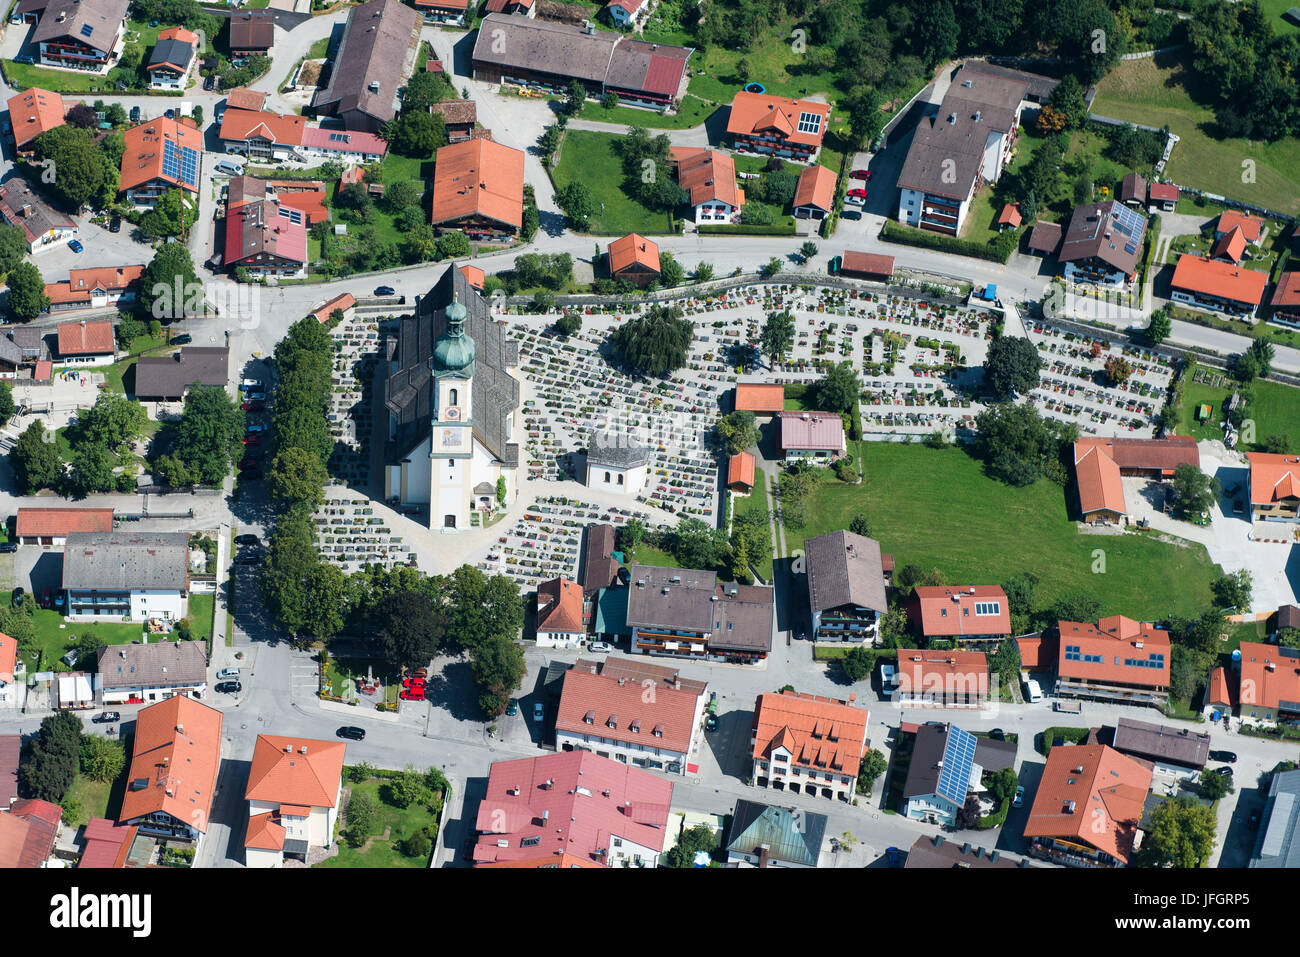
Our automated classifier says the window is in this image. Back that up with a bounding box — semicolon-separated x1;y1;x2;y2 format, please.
449;388;458;405
796;111;822;135
974;602;1001;616
617;474;624;485
604;471;611;483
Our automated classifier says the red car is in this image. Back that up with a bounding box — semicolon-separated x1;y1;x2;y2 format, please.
239;458;260;471
399;688;424;701
242;435;262;447
40;588;51;609
402;679;426;691
848;187;868;198
241;400;266;413
410;668;427;680
850;169;872;180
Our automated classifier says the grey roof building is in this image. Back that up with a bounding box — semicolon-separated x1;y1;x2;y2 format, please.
31;0;129;56
148;36;194;73
904;833;1026;868
805;530;888;615
0;735;19;809
1251;769;1300;868
62;532;190;592
96;640;207;692
725;799;826;867
1112;717;1209;771
313;0;418;132
0;177;77;251
625;564;773;657
587;431;650;469
8;327;46;362
1275;604;1300;634
1058;199;1147;278
580;523;620;597
133;347;229;399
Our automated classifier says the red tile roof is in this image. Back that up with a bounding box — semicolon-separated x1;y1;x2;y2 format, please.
78;818;136;868
459;264;485;290
556;667;703;755
734;382;785;413
15;507;114;539
57;320;116;356
537;576;584;635
671;147;743;208
244;811;286;851
1147;182;1178;203
0;799;61;868
45;265;145;306
1056;616;1171;689
608;233;660;275
1238;641;1300;712
727;451;755;488
779;410;844;452
312;292;356;323
841;251;895;279
1016;632;1058;671
894;649;989;698
224;88;267;112
1206;666;1236;708
911;585;1011;637
1023;744;1151;864
726;90;830;149
1272;272;1300;310
431;138;525;229
1216;210;1263;243
1211;225;1247;264
792;163;836;212
158;26;198;45
7;87;63;150
996;202;1022;227
120;117;203;194
1073;440;1125;517
1247;452;1300;507
218;108;308;147
473;751;673;867
751;690;869;778
1170;254;1268;307
1073;436;1200;517
119;697;223;833
245;735;345;809
224;198;308;268
0;632;15;686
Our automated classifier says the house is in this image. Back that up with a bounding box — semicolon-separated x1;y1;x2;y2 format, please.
0;799;61;868
119;117;202;206
1273;604;1300;639
471;15;692;110
227;175;328;225
228;11;274;61
119;696;222;845
32;0;128;71
607;233;660;286
379;266;520;530
750;690;869;802
1214;210;1264;245
724;799;826;867
244;735;346;867
8;327;46;367
838;251;895;281
147;26;197;90
1205;664;1237;720
298;126;388;164
459;264;485;290
727;451;755;494
0;178;77;253
222;198;308;277
312;0;419;133
792;163;836;219
1023;744;1152;867
44;265;144;314
55;320;116;364
1057;200;1147;287
805;529;888;641
626;564;774;662
78;818;137;869
62;531;191;622
95;640;208;706
1027;220;1063;257
0;735;18;805
1111;717;1209;777
1118;172;1147;206
14;507;113;546
733;382;785;416
430;99;476;142
1072;436;1201;523
671;147;743;224
312;292;357;324
6;88;63;156
908;585;1011;644
1269;272;1300;330
536;577;584;648
581;523;619;623
897;64;1033;235
726;91;830;164
472;750;673;867
1211;225;1248;264
1250;769;1300;867
893;650;989;707
134;347;230;400
1235;641;1300;726
1246;452;1300;523
430;139;525;239
0;636;19;710
413;0;470;25
778;410;844;460
0;337;22;378
995;202;1022;231
902;722;1016;825
905;833;1024;868
484;0;535;13
585;430;649;495
606;0;647;27
224;87;268;112
218;108;308;162
1055;615;1171;707
1147;181;1178;212
555;656;708;774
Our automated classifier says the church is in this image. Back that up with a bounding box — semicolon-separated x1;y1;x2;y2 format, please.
379;265;520;529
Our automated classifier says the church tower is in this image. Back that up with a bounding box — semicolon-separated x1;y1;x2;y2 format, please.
430;295;476;528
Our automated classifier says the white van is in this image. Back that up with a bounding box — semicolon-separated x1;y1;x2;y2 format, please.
1023;678;1043;703
214;160;243;176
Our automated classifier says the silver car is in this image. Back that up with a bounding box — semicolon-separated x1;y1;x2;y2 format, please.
216;667;240;680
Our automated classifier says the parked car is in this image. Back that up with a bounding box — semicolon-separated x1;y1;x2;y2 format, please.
532;702;544;723
410;668;427;679
40;588;51;608
705;713;718;732
850;169;872;180
374;285;396;296
848;187;868;198
241;434;262;447
840;207;863;220
401;678;425;690
164;108;175;119
588;641;613;653
506;699;518;716
170;333;192;345
216;668;240;680
337;726;366;740
1213;765;1234;777
54;592;64;608
245;391;267;402
129;106;140;123
68;239;84;253
988;728;1005;740
845;194;866;206
109;215;121;233
11;588;23;607
1209;750;1238;763
239;378;263;391
204;74;215;91
398;687;423;701
0;543;16;554
1012;786;1025;808
234;534;259;546
215;680;241;694
241;400;265;413
92;711;121;724
246;423;267;433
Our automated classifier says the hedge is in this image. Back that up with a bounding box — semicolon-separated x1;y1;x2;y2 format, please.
697;223;798;236
881;219;1012;263
1038;726;1092;756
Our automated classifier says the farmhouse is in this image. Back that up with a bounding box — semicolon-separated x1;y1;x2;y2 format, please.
902;723;1015;825
312;0;419;132
1170;254;1268;319
909;586;1010;644
1072;436;1201;523
1247;452;1300;523
726;91;830;164
147;27;197;90
892;650;989;707
671;147;743;225
244;735;346;867
222;198;308;277
55;319;116;364
430;99;476;142
430;139;525;239
228;12;274;60
778;410;844;460
0;177;76;253
134;347;230;400
31;0;128;72
14;507;113;546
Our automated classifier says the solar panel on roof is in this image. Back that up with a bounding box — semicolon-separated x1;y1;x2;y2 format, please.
80;23;93;37
935;726;977;806
1124;242;1137;255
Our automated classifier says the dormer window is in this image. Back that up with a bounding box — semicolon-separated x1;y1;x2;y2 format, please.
630;720;640;733
583;710;595;724
607;715;618;730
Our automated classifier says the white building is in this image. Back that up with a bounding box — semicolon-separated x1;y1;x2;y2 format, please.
62;531;190;623
95;640;208;706
536;577;585;649
585;430;649;495
805;530;889;642
606;0;647;27
244;735;346;867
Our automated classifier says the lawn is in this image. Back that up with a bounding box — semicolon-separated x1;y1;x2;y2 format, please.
781;443;1223;621
551;130;675;235
187;592;214;647
316;774;442;868
1260;0;1300;34
624;543;682;569
733;481;774;581
1176;377;1300;448
25;608;147;671
1092;52;1300;216
580;95;718;130
325;151;431;249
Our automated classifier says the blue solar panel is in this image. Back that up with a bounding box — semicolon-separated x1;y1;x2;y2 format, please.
1124;241;1138;255
162;138;198;187
1110;202;1147;239
80;23;93;37
936;726;977;806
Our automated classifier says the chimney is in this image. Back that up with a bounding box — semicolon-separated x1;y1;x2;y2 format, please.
542;809;549;821
758;844;770;868
175;724;184;733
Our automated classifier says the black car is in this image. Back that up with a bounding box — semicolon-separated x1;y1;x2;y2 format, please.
109;215;121;233
170;333;192;345
705;713;718;732
1212;765;1234;777
215;680;241;694
129;106;141;123
204;74;215;91
11;587;23;607
374;285;396;296
988;728;1005;741
0;542;16;554
1209;750;1238;763
234;534;260;546
337;726;366;741
92;711;121;723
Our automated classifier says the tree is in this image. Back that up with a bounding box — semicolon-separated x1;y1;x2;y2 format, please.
843;516;871;539
65;103;97;129
1212;569;1252;612
973;402;1055;486
1139;796;1217;868
983;336;1043;397
1103;355;1132;385
715;409;759;456
140;243;201;320
659;252;685;287
175;386;245;485
1198;768;1234;800
19;712;83;802
1048;74;1088;129
955;792;983;829
0;382;14;422
1233;350;1260;383
1001;571;1039;634
435;232;472;260
67;445;116;496
760;256;783;278
447;566;524;653
1147;307;1172;345
532;290;557;313
1249;338;1274;379
30;124;110;210
760;310;795;365
383;769;430;809
75;392;147;453
663;824;717;867
986;766;1019;805
386;111;446;157
669;516;728;569
80;735;126;783
610;305;693;376
0;223;27;280
816;361;860;414
1036;104;1067;134
556;180;595;230
471;633;527;716
402;828;432;858
1051;592;1104;626
401;70;447;115
345;789;379;844
1169;462;1219;521
618;518;646;550
5;261;50;320
381;179;423;213
565;78;587;115
841;645;873;682
602;91;619;109
8;420;63;493
798;240;819;264
893;564;946;600
843;85;885;148
140;188;192;239
269;446;329;511
1020;190;1038;224
857;748;887;794
694;261;714;282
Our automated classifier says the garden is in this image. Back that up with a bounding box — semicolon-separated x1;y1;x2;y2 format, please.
318;765;450;868
551;130;676;235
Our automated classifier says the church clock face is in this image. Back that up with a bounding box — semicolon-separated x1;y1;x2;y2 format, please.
444;407;460;420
